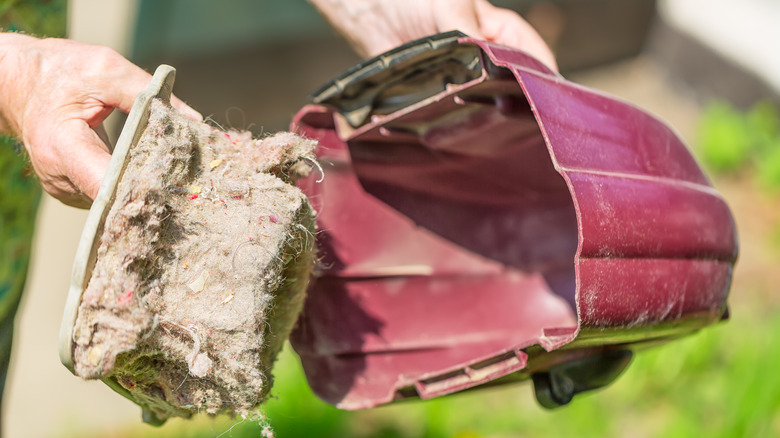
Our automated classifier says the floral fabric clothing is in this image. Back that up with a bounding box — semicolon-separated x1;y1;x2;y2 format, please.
0;0;67;406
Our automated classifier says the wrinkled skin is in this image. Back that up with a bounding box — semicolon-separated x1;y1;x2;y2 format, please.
0;34;201;207
0;0;554;208
310;0;557;69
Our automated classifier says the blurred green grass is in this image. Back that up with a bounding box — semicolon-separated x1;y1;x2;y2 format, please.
698;101;780;191
79;100;780;438
92;290;780;438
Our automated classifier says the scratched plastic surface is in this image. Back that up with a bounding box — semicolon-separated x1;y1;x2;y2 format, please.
290;35;737;409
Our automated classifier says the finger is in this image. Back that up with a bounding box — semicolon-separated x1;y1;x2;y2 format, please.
433;0;485;38
57;119;113;202
87;48;202;121
476;1;558;71
106;60;202;121
171;96;203;121
35;164;94;209
90;49;156;114
54;184;93;209
94;123;113;153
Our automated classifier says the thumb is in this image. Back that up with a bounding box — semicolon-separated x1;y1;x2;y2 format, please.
432;0;485;38
90;49;202;121
475;0;558;71
57;120;112;207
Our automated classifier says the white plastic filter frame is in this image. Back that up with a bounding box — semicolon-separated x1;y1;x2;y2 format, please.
58;65;177;373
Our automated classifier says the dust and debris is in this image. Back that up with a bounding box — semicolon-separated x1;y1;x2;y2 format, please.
71;98;317;421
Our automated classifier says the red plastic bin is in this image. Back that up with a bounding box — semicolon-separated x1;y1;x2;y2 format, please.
289;32;737;409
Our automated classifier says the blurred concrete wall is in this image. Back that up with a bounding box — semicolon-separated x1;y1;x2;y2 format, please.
68;0;137;52
653;0;780;108
661;0;780;95
132;0;328;62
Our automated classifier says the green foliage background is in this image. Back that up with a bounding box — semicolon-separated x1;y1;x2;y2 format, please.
85;299;780;438
698;101;780;190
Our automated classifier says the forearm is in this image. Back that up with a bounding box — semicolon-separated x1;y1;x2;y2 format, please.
0;32;36;136
308;0;556;70
308;0;435;58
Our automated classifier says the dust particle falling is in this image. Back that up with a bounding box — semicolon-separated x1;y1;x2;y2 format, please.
71;98;317;421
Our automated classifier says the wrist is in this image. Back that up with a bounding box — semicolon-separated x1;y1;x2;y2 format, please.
309;0;442;58
0;32;39;136
308;0;394;57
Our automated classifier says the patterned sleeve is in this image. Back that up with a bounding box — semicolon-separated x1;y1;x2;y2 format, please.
0;0;67;407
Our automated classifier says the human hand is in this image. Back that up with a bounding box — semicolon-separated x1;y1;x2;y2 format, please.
0;33;201;208
309;0;557;71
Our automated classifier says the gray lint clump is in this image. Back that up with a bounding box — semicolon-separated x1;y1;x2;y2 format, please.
71;98;317;421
